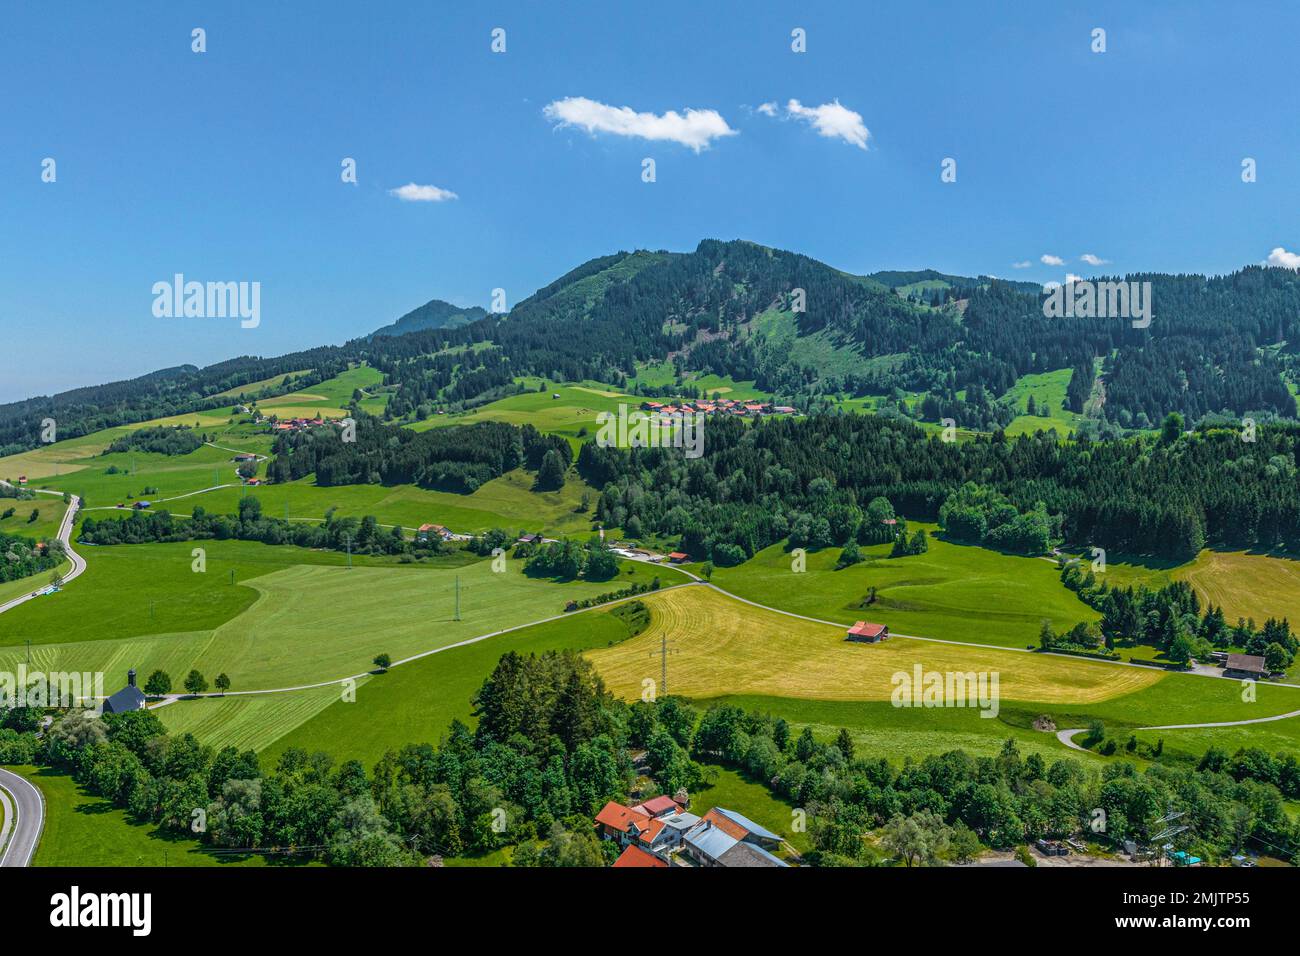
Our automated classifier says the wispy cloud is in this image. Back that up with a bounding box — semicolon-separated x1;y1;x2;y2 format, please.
1040;254;1065;266
542;96;737;152
1011;261;1032;269
1080;253;1110;266
1266;246;1300;270
755;101;779;117
389;183;458;202
784;98;870;149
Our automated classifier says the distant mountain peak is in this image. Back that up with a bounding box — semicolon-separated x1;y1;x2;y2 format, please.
370;298;488;339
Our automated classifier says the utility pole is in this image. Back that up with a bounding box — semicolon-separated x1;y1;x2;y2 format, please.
25;639;31;666
345;534;352;569
230;569;235;586
454;575;461;621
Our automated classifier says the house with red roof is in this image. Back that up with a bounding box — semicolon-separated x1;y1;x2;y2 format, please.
846;621;889;643
631;794;685;818
613;844;669;868
667;552;689;563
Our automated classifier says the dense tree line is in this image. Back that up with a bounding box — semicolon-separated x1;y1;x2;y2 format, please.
684;700;1299;865
105;425;205;457
938;483;1059;555
579;412;1300;562
266;418;525;492
78;499;433;557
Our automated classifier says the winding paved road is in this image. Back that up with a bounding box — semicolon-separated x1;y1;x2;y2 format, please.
0;482;84;616
0;767;44;867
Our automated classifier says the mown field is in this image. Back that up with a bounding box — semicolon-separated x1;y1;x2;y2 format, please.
156;684;350;753
710;527;1097;649
0;541;676;693
587;585;1157;704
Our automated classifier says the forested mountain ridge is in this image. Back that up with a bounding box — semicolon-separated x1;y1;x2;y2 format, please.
4;239;1299;455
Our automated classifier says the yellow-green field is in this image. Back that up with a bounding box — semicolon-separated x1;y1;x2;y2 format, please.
586;585;1161;704
1177;549;1300;627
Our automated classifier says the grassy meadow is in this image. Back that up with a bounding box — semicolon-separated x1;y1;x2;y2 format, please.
12;766;276;867
710;527;1098;649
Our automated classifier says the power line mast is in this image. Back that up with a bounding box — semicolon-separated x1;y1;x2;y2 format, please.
454;575;461;621
649;634;676;698
1152;806;1189;868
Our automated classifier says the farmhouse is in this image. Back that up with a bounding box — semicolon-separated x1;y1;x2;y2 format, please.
1224;653;1268;679
417;523;453;542
667;552;690;564
593;801;674;852
847;621;889;643
101;669;147;715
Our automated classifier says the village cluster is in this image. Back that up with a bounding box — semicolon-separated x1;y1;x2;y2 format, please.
639;397;797;420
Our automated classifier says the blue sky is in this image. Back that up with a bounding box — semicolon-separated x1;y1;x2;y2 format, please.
3;1;1299;402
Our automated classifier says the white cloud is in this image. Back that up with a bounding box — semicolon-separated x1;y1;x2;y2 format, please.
1266;246;1300;270
756;101;779;117
1080;253;1110;266
1040;254;1065;266
389;183;458;203
1011;261;1032;269
1065;273;1083;285
542;96;736;152
785;99;870;149
1042;281;1062;292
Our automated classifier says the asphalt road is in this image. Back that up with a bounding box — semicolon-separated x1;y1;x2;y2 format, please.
0;767;44;867
0;483;85;615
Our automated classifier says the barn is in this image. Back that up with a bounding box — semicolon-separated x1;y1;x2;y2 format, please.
846;621;889;643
